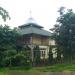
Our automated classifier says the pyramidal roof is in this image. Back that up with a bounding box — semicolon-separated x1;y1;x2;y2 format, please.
18;17;52;37
19;17;43;28
26;17;37;24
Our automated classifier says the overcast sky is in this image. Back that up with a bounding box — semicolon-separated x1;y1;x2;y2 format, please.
0;0;75;30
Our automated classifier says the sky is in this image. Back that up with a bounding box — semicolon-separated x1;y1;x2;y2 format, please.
0;0;75;30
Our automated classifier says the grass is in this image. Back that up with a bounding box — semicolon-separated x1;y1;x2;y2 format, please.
1;64;75;75
0;72;7;75
30;64;75;72
0;69;8;75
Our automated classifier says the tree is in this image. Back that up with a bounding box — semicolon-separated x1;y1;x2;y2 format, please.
50;7;75;63
48;46;53;64
9;45;32;68
0;7;10;21
0;7;11;66
0;25;19;67
0;7;32;67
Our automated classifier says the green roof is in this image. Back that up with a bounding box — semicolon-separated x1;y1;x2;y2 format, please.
18;26;52;37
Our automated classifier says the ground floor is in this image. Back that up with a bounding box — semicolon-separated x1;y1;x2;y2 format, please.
27;45;56;61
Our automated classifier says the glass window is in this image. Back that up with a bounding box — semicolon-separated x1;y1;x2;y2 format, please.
40;50;45;58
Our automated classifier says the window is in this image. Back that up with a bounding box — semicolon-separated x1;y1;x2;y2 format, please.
40;50;45;58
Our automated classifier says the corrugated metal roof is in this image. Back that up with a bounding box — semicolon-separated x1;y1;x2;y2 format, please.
18;26;52;37
19;23;43;28
19;18;43;28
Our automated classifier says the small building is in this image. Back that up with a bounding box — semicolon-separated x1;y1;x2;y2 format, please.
17;17;55;61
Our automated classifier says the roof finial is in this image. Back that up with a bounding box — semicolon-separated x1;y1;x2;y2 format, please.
30;10;32;18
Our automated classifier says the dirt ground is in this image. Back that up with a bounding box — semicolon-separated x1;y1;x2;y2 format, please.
9;71;75;75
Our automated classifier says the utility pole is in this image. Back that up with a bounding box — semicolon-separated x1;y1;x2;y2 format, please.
28;36;34;66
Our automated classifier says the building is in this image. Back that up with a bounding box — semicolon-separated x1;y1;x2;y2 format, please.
17;17;55;61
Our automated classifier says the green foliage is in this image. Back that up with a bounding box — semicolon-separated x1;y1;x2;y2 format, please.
0;6;32;68
34;45;40;65
0;25;18;67
0;25;32;68
0;7;10;21
50;7;75;63
48;46;53;64
0;7;11;67
56;46;63;63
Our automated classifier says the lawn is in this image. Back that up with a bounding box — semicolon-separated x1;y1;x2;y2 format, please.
1;64;75;75
0;71;8;75
29;64;75;72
